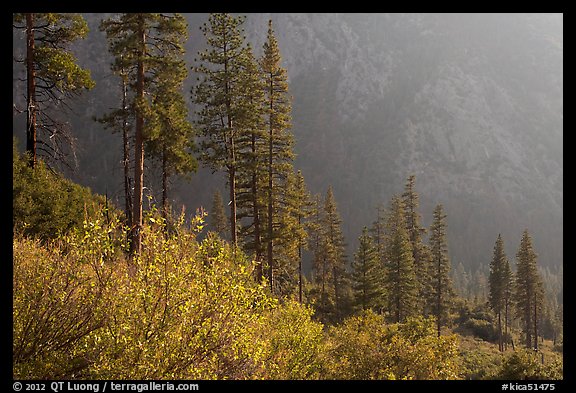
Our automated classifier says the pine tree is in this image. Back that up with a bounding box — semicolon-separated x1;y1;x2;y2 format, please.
401;174;432;315
144;16;196;222
502;257;514;351
384;196;418;323
101;13;190;256
260;19;294;292
272;170;309;297
193;13;251;247
94;66;133;226
370;202;387;259
489;234;509;352
515;230;545;349
351;227;384;312
323;186;352;320
269;169;311;300
308;194;334;320
294;170;312;303
13;13;95;168
235;48;267;277
210;190;228;239
428;204;455;337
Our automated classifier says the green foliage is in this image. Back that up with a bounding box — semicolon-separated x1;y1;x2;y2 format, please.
351;227;384;312
322;311;461;379
401;175;431;313
13;138;111;240
210;189;229;239
515;230;545;349
428;204;456;334
496;349;562;380
308;187;352;323
13;13;95;166
13;215;125;379
384;196;418;323
257;301;324;379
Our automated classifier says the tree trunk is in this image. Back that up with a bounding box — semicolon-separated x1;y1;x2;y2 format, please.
437;260;442;337
229;162;237;246
504;300;509;351
162;146;169;225
267;97;274;293
130;15;145;257
121;74;132;226
251;133;262;280
498;311;503;352
533;292;538;350
25;13;36;168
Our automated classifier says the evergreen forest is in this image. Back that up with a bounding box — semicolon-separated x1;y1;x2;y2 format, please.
12;13;563;381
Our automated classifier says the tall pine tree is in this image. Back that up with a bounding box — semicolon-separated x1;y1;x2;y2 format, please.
515;230;545;349
401;174;432;315
235;48;267;276
384;196;418;323
210;189;229;239
13;13;95;168
428;204;455;337
101;13;190;255
351;227;384;312
193;13;251;247
260;19;294;292
489;234;509;352
144;15;196;222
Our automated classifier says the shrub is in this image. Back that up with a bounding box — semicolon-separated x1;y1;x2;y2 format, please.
496;349;563;380
13;138;112;240
321;311;461;379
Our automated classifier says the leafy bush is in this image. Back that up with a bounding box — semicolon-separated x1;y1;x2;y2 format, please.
13;138;111;240
256;301;325;379
496;349;563;380
321;311;461;379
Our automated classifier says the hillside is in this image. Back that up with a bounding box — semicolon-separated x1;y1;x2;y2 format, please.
12;13;563;272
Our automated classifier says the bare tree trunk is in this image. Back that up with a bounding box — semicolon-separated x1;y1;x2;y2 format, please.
162;146;169;225
121;73;132;226
267;95;274;293
498;311;503;352
130;15;145;257
229;163;237;246
533;292;538;350
504;300;509;351
251;133;263;280
25;13;37;168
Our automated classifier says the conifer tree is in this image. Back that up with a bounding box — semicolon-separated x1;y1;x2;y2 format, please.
235;48;267;277
384;196;418;323
260;19;294;292
370;202;387;259
267;169;312;299
210;189;228;239
402;174;432;315
308;194;334;319
101;13;189;256
351;227;384;312
515;230;545;349
489;234;509;352
94;67;133;225
13;13;95;168
294;170;312;303
145;19;196;222
323;186;351;320
502;257;514;351
428;204;455;336
193;13;251;247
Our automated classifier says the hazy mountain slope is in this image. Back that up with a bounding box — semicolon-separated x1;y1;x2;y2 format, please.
12;13;562;271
